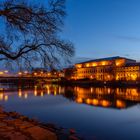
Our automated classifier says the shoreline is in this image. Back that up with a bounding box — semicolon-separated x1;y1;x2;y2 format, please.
0;107;82;140
55;80;140;88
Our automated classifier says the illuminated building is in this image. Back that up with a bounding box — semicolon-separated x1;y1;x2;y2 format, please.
115;63;140;81
73;56;137;81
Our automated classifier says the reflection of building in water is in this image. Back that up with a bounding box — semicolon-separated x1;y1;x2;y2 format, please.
74;87;140;109
44;85;65;95
2;85;140;109
116;88;140;101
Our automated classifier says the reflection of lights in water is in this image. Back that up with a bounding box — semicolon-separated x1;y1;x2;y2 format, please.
47;87;50;95
0;93;3;100
41;91;44;97
76;87;80;92
92;99;99;106
54;91;57;96
86;98;92;104
131;89;138;96
107;88;111;94
0;93;8;101
24;93;28;99
116;100;126;108
18;89;22;98
54;87;57;95
47;91;50;95
58;87;61;94
34;86;37;96
4;95;8;101
101;100;110;107
90;87;93;93
60;87;65;93
76;98;83;103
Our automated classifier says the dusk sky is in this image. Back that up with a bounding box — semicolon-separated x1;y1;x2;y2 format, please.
61;0;140;61
1;0;140;61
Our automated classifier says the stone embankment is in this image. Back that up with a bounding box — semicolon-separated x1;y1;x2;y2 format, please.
0;107;56;140
0;107;82;140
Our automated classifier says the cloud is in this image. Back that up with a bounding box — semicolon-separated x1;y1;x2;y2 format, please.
124;54;130;57
115;35;140;42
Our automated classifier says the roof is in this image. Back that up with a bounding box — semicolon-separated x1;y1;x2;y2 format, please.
76;56;136;64
124;62;140;67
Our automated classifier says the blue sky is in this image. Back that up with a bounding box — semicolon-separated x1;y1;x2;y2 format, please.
60;0;140;61
1;0;140;62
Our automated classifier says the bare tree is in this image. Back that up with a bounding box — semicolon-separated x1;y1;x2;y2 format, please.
0;0;74;70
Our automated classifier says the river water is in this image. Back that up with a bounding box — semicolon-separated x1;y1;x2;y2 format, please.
0;84;140;140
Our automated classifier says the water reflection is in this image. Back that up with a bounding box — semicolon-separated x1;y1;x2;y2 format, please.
73;87;139;109
1;84;140;109
0;89;8;101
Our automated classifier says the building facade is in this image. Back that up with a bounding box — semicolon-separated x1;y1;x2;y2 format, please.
72;56;140;81
115;63;140;81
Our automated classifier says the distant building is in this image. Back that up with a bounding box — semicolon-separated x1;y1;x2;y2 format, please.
72;56;139;81
63;67;75;80
31;68;64;79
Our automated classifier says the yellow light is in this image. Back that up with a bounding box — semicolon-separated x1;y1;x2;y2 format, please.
116;100;126;108
131;89;138;96
86;98;92;104
46;85;50;94
47;73;51;76
76;64;82;68
115;59;125;66
92;99;99;106
4;95;8;101
48;90;50;95
18;89;22;97
107;75;110;80
0;72;4;75
131;74;137;81
54;87;57;95
90;87;93;93
0;94;3;100
34;86;37;96
92;63;97;66
101;100;110;107
102;61;106;65
86;63;90;67
41;91;44;97
18;72;22;75
90;76;93;79
34;73;37;76
76;98;83;103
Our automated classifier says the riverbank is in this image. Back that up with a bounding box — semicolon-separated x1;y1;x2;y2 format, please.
56;79;140;88
0;107;82;140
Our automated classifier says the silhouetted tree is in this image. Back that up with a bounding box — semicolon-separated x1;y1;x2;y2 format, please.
0;0;74;70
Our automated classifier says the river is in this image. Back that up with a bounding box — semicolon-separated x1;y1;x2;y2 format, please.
0;84;140;140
